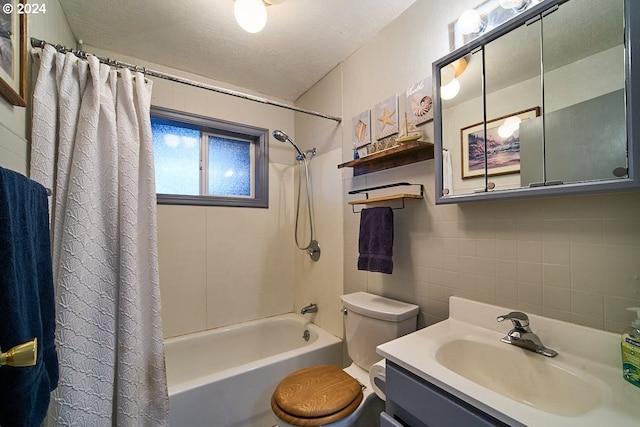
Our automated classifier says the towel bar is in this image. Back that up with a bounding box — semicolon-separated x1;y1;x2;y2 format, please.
348;183;424;213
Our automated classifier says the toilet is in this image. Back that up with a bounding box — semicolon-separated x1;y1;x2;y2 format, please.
271;292;419;427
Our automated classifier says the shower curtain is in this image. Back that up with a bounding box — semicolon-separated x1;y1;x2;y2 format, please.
30;45;169;425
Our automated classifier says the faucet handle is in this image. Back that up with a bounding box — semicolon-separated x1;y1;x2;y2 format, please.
497;311;530;329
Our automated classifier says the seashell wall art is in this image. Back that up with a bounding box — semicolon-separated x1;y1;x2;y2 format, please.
406;76;434;126
352;109;371;158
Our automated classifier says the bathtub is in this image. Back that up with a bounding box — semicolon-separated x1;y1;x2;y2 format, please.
164;313;343;427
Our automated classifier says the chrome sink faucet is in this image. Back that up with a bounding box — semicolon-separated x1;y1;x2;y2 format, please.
497;311;558;358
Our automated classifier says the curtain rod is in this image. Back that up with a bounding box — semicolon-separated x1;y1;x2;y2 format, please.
30;37;342;123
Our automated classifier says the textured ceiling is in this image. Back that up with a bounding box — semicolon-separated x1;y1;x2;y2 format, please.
58;0;417;102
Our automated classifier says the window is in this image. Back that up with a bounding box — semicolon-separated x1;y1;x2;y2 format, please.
150;106;269;208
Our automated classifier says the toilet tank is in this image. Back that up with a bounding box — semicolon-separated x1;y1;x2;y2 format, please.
340;292;419;371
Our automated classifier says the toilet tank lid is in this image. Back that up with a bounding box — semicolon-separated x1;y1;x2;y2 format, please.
340;292;419;322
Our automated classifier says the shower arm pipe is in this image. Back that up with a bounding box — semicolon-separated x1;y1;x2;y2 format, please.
30;37;343;124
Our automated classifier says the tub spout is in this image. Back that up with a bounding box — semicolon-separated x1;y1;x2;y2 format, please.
301;303;317;315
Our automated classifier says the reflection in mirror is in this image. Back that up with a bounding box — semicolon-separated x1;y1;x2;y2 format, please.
484;18;542;192
539;0;626;185
435;0;635;204
440;51;484;196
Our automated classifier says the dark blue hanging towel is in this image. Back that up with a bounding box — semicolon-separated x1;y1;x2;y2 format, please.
357;206;394;274
0;167;58;427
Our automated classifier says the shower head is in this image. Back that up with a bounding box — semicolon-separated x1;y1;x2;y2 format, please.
273;130;305;159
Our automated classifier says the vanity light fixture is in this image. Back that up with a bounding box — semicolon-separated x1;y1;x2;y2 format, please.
499;0;530;10
458;9;486;35
234;0;285;34
453;0;540;48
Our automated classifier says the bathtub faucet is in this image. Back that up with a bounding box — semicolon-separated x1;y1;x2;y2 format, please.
301;303;317;315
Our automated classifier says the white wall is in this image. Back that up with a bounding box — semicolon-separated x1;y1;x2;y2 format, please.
0;0;75;174
298;0;640;334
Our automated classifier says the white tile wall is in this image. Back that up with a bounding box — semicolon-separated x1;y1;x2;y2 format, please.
342;160;640;333
158;162;296;338
295;0;640;335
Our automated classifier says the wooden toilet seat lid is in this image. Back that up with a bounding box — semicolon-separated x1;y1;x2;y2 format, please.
272;364;363;426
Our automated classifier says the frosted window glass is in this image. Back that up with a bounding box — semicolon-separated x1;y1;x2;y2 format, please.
208;135;252;197
151;119;200;195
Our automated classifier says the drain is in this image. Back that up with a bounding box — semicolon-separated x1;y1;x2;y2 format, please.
302;329;310;341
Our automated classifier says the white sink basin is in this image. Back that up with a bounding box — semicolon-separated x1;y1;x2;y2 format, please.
435;338;600;416
377;297;640;426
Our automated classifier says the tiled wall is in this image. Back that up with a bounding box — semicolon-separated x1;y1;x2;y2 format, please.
157;163;296;338
343;160;640;333
298;0;640;335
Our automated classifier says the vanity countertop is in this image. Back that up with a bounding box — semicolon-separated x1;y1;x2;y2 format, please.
377;297;640;427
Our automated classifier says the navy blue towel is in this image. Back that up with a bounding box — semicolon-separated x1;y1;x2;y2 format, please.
0;167;58;427
357;207;394;274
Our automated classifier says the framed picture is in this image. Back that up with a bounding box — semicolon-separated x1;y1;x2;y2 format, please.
352;110;371;148
461;107;540;179
0;0;27;106
375;95;398;140
406;77;433;126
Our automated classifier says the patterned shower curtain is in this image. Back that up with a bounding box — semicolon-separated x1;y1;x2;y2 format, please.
30;44;169;426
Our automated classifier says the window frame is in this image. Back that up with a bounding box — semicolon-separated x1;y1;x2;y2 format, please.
151;106;269;208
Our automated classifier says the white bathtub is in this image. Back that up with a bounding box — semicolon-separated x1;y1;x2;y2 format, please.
164;313;343;427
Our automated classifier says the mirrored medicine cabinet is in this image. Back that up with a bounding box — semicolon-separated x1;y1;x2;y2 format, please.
433;0;640;204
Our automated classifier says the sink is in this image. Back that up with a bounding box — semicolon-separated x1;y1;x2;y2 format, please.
435;338;601;417
377;297;640;426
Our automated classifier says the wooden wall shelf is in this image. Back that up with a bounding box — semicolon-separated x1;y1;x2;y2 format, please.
337;141;434;176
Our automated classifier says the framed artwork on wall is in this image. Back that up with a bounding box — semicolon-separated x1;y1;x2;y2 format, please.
375;95;398;140
461;107;540;179
406;77;433;126
0;0;27;107
352;109;371;150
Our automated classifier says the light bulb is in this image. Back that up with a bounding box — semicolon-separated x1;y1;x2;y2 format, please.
440;64;455;86
234;0;268;33
498;124;514;138
458;9;484;35
503;116;522;130
499;0;529;10
441;78;460;100
498;116;522;138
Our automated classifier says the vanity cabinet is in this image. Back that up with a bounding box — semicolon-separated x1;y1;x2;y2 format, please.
433;0;640;203
382;361;511;427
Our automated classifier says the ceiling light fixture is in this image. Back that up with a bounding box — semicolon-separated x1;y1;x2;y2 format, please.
234;0;284;34
234;0;267;33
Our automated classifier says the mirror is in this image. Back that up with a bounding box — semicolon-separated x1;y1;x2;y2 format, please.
434;0;639;203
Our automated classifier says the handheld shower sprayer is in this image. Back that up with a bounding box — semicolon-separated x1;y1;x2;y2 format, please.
272;130;306;160
272;130;320;261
